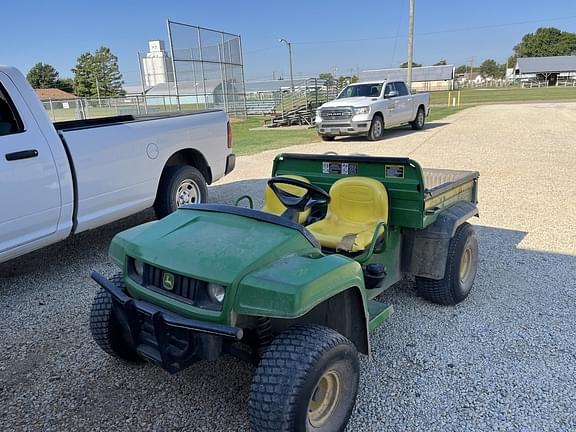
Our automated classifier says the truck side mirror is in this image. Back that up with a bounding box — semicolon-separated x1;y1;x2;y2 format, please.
385;90;399;98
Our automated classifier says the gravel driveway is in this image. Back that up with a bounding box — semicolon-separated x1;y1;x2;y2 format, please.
1;103;575;431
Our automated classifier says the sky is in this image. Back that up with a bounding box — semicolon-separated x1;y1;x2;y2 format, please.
2;0;576;86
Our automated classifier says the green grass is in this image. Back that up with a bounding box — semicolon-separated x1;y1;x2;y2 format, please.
231;117;318;156
430;86;576;106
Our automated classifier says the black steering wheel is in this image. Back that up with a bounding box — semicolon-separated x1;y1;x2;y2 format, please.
267;177;330;221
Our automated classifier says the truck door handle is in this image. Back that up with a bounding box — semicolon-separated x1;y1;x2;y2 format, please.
5;149;38;161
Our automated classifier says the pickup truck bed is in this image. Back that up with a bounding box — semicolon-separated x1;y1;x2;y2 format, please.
54;110;221;131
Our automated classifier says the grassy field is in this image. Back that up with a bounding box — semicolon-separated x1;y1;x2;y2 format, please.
232;117;318;155
430;86;576;106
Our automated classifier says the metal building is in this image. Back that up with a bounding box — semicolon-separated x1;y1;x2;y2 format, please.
514;56;576;86
359;65;455;91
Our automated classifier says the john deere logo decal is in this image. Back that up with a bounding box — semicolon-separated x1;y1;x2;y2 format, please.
162;272;175;291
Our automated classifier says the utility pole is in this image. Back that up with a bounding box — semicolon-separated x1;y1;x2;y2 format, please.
407;0;415;90
279;38;295;92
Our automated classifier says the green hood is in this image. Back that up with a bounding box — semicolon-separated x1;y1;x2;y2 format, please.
111;207;317;285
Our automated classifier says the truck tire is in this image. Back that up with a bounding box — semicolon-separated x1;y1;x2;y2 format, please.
320;135;335;141
154;165;208;219
367;114;384;141
415;222;478;305
89;273;141;362
411;106;426;130
249;325;359;432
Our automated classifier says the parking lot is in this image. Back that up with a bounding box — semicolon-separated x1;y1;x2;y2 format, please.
1;102;575;431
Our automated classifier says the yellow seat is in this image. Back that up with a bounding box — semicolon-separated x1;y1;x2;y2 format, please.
307;177;389;252
261;175;311;224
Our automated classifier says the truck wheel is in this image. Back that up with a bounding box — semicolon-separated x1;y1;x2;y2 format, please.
367;115;384;141
415;222;478;305
320;135;335;141
411;107;426;130
154;165;208;219
249;325;359;432
89;273;141;362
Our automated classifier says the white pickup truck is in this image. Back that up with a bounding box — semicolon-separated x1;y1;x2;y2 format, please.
315;80;430;141
0;66;235;263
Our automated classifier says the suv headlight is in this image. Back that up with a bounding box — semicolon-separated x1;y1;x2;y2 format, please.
207;283;226;304
315;108;321;117
354;106;370;115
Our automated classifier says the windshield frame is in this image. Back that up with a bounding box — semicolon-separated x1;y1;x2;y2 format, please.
337;83;383;99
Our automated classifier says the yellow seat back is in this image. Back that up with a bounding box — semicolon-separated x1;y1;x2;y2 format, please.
329;177;389;224
307;177;388;252
261;175;311;224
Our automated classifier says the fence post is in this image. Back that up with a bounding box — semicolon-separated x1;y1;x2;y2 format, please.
49;99;55;121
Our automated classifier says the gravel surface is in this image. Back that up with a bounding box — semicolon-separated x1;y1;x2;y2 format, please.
1;103;575;431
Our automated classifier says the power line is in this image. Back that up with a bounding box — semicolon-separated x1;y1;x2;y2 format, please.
290;15;576;46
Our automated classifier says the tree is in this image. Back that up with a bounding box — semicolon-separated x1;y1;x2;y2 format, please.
479;59;500;78
72;47;124;97
400;61;422;68
319;73;334;80
56;78;74;93
26;63;59;88
455;65;468;74
433;60;447;66
513;27;576;58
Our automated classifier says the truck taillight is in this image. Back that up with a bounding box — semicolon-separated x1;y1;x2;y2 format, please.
227;121;233;148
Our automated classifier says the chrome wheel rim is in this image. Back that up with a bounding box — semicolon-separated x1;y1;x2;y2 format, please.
460;247;473;285
308;369;342;428
176;179;200;207
418;110;424;126
373;119;383;137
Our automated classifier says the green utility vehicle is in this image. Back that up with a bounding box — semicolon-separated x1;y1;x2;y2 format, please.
90;153;479;431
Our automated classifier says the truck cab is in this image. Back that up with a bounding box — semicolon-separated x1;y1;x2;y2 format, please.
315;80;430;141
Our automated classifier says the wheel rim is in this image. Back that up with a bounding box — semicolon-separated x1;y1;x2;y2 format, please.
176;179;200;207
373;118;383;137
308;369;342;428
459;247;473;285
418;110;424;126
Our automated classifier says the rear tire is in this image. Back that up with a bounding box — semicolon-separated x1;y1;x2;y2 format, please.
411;106;426;130
320;135;335;141
249;325;359;432
367;115;384;141
154;165;208;219
89;273;141;362
415;222;478;305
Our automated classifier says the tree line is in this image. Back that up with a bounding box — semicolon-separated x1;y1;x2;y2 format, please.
26;46;124;97
319;27;576;81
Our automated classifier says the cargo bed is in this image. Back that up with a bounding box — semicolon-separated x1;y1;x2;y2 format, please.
272;153;479;230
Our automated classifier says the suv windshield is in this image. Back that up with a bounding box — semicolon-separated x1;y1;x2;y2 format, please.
338;83;382;99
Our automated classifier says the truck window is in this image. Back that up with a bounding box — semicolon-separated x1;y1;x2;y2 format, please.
384;83;396;97
0;83;23;136
395;82;409;96
338;83;382;98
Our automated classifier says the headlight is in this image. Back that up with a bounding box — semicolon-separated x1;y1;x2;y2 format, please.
354;106;370;115
129;257;145;283
207;283;225;304
134;260;144;277
315;109;321;117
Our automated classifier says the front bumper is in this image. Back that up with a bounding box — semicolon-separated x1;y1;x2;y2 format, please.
92;272;243;374
316;115;371;136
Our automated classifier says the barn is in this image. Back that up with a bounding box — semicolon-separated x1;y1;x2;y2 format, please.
514;56;576;86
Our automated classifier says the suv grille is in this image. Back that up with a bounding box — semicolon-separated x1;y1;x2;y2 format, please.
320;108;353;120
144;264;206;302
